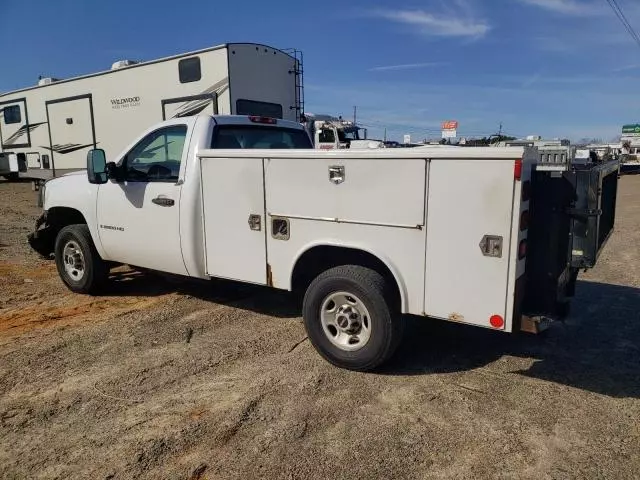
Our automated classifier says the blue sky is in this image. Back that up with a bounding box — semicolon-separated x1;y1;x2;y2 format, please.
1;0;639;141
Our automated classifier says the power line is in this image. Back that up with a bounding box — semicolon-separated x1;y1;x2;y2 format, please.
604;0;640;48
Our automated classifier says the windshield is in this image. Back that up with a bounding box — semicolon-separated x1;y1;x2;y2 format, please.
338;130;360;142
318;128;336;144
212;125;312;149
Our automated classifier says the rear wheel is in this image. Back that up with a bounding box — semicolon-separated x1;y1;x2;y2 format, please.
302;265;403;371
54;224;108;294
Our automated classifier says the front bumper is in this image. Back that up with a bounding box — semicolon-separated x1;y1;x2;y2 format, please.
27;212;56;258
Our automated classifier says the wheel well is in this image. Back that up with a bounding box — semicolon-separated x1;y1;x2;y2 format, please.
291;246;402;310
47;207;87;230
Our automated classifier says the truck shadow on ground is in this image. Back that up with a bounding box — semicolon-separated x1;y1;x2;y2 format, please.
107;271;640;398
107;268;300;318
384;280;640;398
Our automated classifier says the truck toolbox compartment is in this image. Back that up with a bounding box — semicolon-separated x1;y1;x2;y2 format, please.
265;158;426;227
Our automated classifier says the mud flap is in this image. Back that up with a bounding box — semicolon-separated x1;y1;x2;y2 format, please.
27;213;56;258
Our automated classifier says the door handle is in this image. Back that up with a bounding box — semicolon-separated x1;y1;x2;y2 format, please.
152;196;175;207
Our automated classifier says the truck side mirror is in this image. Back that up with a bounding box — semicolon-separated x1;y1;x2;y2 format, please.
87;149;108;184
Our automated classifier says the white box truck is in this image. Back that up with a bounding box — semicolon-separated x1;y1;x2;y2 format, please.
0;43;302;181
28;114;619;371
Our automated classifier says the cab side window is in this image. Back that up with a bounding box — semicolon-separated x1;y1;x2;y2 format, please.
123;125;187;182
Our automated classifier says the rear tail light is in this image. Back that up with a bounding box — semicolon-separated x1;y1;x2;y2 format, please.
248;115;277;124
518;239;527;259
521;180;531;202
520;210;529;231
490;315;505;329
514;159;523;180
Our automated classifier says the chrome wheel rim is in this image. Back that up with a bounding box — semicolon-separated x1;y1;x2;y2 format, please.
320;291;372;351
62;240;85;282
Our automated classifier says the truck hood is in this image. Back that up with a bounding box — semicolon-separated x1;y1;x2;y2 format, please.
62;170;87;177
43;170;94;212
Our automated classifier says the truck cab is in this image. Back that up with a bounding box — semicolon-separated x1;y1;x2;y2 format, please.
29;114;312;276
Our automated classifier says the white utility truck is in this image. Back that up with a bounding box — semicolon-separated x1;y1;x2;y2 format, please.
0;43;302;181
28;114;619;371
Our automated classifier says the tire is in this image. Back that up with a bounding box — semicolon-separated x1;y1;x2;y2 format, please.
302;265;404;371
7;173;19;181
54;224;108;294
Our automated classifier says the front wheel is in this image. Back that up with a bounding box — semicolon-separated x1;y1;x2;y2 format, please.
54;224;108;294
302;265;404;371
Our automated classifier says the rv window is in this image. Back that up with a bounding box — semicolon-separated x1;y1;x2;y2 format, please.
236;99;283;119
124;125;187;181
178;57;201;83
212;125;312;149
3;105;21;124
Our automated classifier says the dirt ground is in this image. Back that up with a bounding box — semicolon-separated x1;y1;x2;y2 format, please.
0;177;639;480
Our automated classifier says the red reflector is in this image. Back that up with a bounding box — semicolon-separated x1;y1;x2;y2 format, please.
521;180;531;202
248;115;277;124
490;315;504;329
520;210;529;231
518;239;527;259
514;159;523;180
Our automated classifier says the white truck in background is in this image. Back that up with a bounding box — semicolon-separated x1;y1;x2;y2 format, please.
0;43;302;181
302;113;382;149
28;114;619;371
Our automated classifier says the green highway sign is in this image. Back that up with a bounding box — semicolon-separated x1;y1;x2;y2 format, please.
622;124;640;134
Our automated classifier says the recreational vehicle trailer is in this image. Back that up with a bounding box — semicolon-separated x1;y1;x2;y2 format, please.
0;43;303;181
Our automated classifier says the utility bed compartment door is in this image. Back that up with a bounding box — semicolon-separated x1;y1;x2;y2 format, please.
266;158;425;227
201;157;267;284
424;160;516;328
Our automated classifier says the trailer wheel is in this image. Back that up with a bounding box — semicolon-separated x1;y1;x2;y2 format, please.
302;265;403;371
54;224;108;294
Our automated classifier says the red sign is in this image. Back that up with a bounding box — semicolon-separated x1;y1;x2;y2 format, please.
441;120;458;130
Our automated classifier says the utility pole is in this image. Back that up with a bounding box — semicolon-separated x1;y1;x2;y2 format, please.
498;122;503;137
353;106;357;124
384;127;387;142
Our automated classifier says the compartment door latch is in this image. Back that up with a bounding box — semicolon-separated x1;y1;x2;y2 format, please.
479;235;503;258
329;165;345;184
248;214;262;231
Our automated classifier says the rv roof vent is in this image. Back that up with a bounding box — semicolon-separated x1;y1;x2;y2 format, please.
37;77;60;86
111;59;139;70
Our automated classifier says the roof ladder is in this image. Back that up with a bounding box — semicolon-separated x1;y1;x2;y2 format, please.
283;48;304;122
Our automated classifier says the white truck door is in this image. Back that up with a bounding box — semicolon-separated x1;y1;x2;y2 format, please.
424;159;516;328
96;125;188;275
200;157;267;284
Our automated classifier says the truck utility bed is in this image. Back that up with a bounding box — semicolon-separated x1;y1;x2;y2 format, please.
199;147;533;331
198;148;618;334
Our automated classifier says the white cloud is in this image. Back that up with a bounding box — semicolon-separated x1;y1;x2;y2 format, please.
373;7;490;39
368;62;442;72
517;0;603;16
614;63;640;72
521;72;542;88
